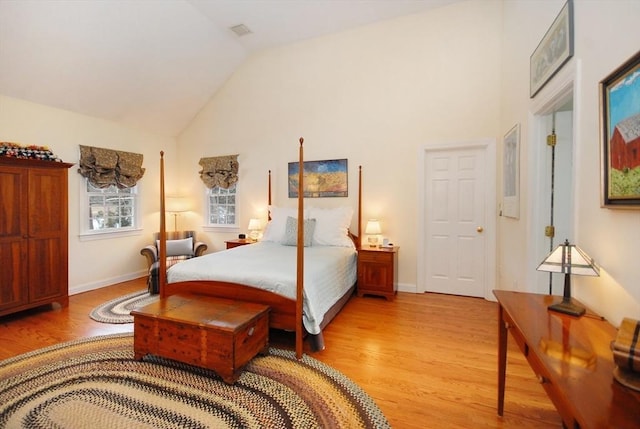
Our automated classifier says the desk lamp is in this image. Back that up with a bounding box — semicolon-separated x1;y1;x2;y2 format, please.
536;239;600;316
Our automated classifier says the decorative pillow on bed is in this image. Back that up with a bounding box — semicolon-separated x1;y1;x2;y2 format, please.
262;206;307;243
156;237;194;257
308;206;354;247
282;216;316;247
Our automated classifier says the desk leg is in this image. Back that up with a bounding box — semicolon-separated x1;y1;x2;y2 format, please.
497;303;507;416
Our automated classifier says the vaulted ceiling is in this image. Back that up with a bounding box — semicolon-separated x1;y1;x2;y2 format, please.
0;0;461;137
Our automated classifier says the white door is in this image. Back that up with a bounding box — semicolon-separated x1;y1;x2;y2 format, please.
422;145;488;297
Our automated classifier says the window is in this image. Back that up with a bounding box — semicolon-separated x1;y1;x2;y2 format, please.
81;179;139;235
207;184;237;227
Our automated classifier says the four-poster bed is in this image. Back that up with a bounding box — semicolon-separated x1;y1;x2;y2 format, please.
155;138;362;359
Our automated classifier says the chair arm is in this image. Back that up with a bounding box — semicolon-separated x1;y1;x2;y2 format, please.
194;241;208;257
140;245;158;268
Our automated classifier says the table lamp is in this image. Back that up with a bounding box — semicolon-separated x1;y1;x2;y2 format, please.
248;218;262;241
365;219;382;248
536;239;600;316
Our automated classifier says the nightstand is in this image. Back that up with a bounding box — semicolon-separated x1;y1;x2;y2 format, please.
225;239;256;249
357;246;398;300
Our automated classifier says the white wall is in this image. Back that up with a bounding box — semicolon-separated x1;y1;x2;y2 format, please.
177;0;503;291
499;0;640;326
4;0;637;326
0;95;177;293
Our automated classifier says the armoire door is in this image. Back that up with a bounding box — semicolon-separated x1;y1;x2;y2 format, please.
0;167;29;311
27;167;69;305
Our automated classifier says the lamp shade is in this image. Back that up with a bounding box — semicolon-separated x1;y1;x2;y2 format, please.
248;218;261;231
365;219;382;235
248;218;261;240
165;196;190;213
537;239;600;277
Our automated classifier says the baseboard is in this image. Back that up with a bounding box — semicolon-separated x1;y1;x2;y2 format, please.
397;282;417;294
70;270;147;295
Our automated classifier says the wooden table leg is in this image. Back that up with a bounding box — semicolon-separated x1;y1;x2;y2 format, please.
497;303;507;416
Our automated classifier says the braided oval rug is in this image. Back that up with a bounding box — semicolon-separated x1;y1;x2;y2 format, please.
89;290;157;324
0;333;390;429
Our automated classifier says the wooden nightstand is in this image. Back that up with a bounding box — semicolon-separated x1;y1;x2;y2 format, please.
357;246;398;300
225;239;256;249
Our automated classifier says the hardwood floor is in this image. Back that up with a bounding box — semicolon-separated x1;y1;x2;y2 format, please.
0;278;562;428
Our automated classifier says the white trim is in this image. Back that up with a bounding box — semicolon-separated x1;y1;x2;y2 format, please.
78;177;142;237
70;270;146;295
397;282;417;294
525;60;579;294
78;228;143;241
417;138;497;300
204;183;239;229
203;225;241;233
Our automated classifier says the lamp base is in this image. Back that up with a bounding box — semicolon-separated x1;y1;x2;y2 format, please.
548;300;585;317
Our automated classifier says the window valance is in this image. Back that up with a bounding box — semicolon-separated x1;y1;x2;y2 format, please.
199;154;239;189
78;145;145;189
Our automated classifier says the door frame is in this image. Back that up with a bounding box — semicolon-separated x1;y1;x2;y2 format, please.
417;139;497;300
526;61;578;294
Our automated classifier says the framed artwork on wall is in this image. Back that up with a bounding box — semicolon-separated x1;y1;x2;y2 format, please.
600;50;640;208
530;0;574;98
288;158;348;198
503;124;520;219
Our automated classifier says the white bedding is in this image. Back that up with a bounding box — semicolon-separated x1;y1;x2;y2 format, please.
167;241;357;335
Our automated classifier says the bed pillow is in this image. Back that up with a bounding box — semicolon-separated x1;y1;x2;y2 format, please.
282;216;316;247
262;206;306;243
156;237;193;257
308;206;354;247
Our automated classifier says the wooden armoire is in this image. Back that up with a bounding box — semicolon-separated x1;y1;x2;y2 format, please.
0;157;73;317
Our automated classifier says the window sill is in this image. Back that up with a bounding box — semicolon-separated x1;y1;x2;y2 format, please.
203;225;240;234
79;228;143;241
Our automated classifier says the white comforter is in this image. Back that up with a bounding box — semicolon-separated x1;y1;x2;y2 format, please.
167;241;357;335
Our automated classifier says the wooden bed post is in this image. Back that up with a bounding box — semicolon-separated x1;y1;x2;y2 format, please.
296;137;304;359
358;165;362;250
268;169;272;221
159;151;167;298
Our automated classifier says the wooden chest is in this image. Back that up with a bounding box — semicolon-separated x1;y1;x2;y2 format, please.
132;293;269;384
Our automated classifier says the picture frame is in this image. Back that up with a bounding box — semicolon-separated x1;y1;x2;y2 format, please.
600;50;640;208
530;0;574;98
502;124;520;219
288;158;348;198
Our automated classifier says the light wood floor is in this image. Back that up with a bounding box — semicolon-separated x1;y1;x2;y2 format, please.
0;278;562;428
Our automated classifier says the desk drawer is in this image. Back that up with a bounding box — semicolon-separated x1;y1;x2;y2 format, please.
526;346;576;428
505;314;528;356
505;318;576;427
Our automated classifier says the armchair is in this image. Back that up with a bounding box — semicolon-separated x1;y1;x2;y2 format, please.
140;230;207;294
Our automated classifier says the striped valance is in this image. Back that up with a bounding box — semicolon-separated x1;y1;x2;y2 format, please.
199;154;239;189
78;145;145;188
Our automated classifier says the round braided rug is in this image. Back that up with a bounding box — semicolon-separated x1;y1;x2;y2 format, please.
89;290;158;324
0;333;390;429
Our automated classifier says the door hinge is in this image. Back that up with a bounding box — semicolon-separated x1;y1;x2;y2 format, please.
545;225;555;237
547;132;557;147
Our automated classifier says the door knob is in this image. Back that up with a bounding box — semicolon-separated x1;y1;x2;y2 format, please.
477;226;484;233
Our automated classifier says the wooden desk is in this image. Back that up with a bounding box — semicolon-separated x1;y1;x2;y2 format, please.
494;290;640;429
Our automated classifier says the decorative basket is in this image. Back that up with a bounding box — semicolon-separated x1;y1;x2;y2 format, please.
612;317;640;391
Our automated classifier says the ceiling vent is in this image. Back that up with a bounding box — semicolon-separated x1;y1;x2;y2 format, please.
229;24;252;37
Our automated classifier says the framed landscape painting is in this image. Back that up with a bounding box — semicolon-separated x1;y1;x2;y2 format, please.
288;159;348;198
502;124;520;219
530;0;574;98
600;50;640;208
